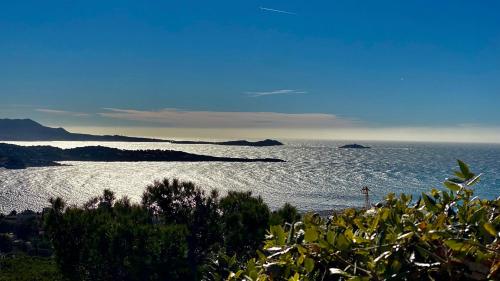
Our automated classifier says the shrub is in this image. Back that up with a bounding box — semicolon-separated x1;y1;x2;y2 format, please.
0;255;63;281
0;233;13;253
229;160;500;280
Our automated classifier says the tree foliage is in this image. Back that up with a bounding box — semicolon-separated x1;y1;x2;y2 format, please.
142;179;222;279
220;191;271;259
43;179;288;280
45;189;191;281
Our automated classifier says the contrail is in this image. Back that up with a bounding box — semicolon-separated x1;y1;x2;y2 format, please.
259;7;296;15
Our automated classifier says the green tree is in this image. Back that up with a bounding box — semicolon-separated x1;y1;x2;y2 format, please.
270;202;301;226
220;191;271;259
45;190;191;281
142;179;222;280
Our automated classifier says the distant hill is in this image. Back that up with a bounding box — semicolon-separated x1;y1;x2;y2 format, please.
0;119;167;142
0;119;283;146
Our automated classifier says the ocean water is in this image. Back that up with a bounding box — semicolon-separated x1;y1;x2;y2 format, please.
0;140;499;213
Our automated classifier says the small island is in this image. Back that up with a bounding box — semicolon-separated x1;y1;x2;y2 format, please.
170;139;283;147
338;144;371;149
0;143;285;169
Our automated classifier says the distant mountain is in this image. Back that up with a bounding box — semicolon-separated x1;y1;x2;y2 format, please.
0;143;284;169
0;119;167;142
0;119;283;146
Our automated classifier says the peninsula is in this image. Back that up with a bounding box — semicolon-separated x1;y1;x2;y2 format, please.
0;143;285;169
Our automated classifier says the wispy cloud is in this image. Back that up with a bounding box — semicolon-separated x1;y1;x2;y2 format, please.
99;108;355;128
36;109;90;117
259;7;296;15
245;89;307;97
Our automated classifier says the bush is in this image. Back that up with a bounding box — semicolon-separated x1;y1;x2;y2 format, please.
0;233;13;253
0;255;63;281
229;160;500;280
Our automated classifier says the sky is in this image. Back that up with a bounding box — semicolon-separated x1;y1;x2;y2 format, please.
1;1;499;142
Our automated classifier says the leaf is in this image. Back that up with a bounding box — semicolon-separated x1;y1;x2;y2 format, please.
447;177;464;184
454;171;465;179
335;233;351;250
422;193;437;211
466;174;481;186
444;181;461;192
326;231;334;244
444;239;465;251
458;160;473;179
304;228;318;242
298;254;304;265
397;232;413;240
304;257;315;272
288;273;300;281
370;212;380;231
483;223;497;237
270;225;286;245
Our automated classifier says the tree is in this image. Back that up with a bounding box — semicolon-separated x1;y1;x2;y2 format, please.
44;190;191;281
270;202;301;226
142;179;222;280
220;191;271;259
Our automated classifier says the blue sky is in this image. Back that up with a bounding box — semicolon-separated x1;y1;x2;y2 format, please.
1;1;499;141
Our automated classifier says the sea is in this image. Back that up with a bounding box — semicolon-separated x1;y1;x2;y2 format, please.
1;140;499;213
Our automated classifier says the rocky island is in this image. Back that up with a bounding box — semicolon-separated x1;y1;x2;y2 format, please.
338;144;371;149
170;139;283;147
0;143;285;169
0;119;283;147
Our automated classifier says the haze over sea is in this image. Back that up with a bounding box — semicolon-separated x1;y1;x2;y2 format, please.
1;140;499;213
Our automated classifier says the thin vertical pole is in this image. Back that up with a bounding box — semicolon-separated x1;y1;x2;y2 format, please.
361;186;370;209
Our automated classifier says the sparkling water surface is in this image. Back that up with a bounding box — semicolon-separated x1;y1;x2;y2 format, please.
1;140;499;213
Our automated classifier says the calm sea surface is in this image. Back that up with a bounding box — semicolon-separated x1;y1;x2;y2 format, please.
1;140;499;213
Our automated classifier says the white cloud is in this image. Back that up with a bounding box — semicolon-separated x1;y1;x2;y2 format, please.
36;109;90;117
99;108;356;128
259;7;296;15
245;89;307;97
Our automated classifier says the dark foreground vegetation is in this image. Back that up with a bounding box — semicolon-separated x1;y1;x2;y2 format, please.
0;143;284;169
0;161;499;280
